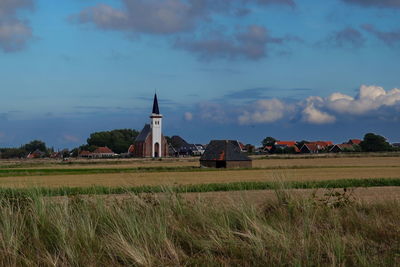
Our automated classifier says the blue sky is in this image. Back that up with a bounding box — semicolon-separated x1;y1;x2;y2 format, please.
1;0;400;149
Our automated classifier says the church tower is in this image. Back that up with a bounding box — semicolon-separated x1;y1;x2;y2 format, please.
150;93;163;157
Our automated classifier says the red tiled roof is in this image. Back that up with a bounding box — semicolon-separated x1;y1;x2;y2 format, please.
303;143;319;152
276;141;297;146
93;147;114;154
309;141;333;147
238;142;245;150
79;150;92;156
264;146;273;151
349;139;362;145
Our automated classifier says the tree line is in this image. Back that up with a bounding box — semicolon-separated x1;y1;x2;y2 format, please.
0;129;140;159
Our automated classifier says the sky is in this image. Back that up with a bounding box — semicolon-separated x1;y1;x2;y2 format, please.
0;0;400;149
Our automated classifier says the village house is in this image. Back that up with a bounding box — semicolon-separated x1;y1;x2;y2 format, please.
300;143;320;154
92;147;115;158
300;141;333;153
169;136;200;157
27;149;45;159
348;139;362;145
200;140;252;168
274;141;300;153
127;145;135;156
78;150;92;158
330;143;356;153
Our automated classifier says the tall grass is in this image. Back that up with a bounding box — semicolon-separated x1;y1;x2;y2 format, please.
0;189;398;266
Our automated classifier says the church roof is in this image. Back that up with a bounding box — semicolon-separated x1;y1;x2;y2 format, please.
200;140;252;161
135;124;151;142
152;93;160;114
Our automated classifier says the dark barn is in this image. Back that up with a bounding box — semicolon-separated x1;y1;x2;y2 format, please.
200;140;252;168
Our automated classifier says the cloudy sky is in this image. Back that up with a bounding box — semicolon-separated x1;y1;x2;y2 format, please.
1;0;400;148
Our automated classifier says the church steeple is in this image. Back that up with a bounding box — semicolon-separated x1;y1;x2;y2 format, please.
152;93;160;114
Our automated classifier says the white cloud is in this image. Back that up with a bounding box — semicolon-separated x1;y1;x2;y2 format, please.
184;112;193;121
327;85;400;115
302;101;336;124
192;85;400;126
0;0;34;52
238;99;286;124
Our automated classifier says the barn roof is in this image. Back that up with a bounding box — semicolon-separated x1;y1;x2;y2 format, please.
135;124;151;142
200;140;251;161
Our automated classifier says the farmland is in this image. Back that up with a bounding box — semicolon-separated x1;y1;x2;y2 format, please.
0;155;399;189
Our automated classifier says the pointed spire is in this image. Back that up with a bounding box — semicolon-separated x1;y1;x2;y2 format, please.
152;93;160;114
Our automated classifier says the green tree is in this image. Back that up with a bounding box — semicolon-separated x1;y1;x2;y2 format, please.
360;133;391;152
22;140;47;152
86;129;139;154
262;137;276;147
245;144;255;153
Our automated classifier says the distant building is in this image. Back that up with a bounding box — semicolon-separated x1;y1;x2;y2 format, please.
300;143;320;154
79;150;92;158
92;147;115;158
392;143;400;148
348;139;362;145
263;146;273;153
274;141;300;153
330;144;356;153
133;94;168;158
195;144;205;155
127;145;135;156
169;136;204;156
27;149;45;159
200;140;252;168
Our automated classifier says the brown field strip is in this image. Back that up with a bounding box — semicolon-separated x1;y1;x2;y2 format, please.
1;156;400;170
179;186;400;205
1;166;399;188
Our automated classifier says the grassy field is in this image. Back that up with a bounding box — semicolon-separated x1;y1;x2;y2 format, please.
0;178;399;198
1;153;400;169
0;156;399;265
0;156;399;188
0;166;399;188
0;188;398;266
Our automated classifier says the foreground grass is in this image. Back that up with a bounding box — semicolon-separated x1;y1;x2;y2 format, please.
0;189;398;266
0;178;400;198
